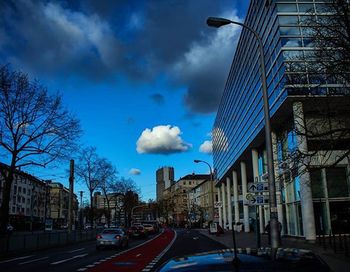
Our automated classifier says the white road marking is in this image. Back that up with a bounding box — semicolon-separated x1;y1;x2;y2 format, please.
68;248;85;253
19;257;48;265
50;253;88;265
0;255;34;264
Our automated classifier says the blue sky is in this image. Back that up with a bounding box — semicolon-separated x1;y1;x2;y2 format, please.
0;0;249;201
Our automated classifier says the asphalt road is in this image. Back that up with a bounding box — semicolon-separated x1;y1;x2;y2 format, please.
0;233;158;272
154;228;227;271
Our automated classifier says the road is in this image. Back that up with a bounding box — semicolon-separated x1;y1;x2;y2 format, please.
153;228;227;271
0;232;159;272
0;229;227;272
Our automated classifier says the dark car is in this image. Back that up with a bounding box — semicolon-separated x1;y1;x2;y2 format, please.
156;248;330;272
96;228;129;249
128;225;148;238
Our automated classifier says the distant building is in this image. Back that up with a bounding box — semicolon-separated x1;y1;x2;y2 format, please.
93;192;125;225
156;166;174;201
49;182;78;228
188;179;218;227
0;162;49;230
164;174;210;226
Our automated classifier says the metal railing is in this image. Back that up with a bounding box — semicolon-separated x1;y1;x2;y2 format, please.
317;231;349;258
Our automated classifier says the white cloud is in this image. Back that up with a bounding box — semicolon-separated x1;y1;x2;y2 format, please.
136;125;192;154
199;140;213;154
129;168;141;175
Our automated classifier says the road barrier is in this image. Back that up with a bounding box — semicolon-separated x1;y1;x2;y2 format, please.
0;230;97;255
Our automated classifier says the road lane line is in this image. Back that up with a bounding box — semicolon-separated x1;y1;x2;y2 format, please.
0;255;34;264
50;253;88;265
68;248;85;253
19;257;48;265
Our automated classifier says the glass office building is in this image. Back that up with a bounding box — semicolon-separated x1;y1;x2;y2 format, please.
213;0;350;240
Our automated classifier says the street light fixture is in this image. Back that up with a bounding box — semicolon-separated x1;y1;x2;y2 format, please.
193;159;214;226
207;16;280;254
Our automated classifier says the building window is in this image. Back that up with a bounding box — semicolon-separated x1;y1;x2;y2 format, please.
310;169;324;198
326;167;349;198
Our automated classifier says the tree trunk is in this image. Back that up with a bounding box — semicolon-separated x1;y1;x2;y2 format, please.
0;165;15;233
90;191;94;228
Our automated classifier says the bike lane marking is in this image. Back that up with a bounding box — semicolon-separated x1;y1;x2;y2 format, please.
86;228;175;272
142;229;177;272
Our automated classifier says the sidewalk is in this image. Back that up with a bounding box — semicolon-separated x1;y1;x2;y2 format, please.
197;229;350;272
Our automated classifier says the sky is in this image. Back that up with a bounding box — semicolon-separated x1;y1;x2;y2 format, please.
0;0;249;202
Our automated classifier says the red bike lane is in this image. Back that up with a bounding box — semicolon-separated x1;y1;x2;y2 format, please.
88;228;175;272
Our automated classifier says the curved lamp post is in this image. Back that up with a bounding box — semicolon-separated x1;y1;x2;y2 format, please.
193;159;214;226
207;17;280;253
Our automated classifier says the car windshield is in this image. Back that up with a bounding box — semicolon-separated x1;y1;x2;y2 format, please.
102;229;122;234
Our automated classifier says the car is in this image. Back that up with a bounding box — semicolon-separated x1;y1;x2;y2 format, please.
96;228;129;250
156;248;330;272
7;224;14;232
128;225;148;238
143;223;155;234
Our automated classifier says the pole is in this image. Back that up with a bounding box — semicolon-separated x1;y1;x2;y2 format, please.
194;160;215;224
207;18;280;256
68;159;74;232
79;191;83;229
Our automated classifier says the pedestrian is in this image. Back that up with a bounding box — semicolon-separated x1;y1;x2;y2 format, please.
265;220;283;245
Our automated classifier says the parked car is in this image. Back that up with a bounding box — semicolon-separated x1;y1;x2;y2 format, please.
156;248;330;272
143;224;155;234
128;225;148;238
96;228;129;250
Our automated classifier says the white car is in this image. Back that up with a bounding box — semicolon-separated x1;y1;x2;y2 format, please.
96;228;129;249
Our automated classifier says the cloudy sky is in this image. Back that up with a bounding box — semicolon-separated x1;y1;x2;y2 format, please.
0;0;249;201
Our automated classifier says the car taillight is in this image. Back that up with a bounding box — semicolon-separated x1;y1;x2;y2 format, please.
96;235;102;239
115;235;121;239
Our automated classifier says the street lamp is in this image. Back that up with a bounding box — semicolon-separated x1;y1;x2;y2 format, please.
193;159;214;227
207;17;280;253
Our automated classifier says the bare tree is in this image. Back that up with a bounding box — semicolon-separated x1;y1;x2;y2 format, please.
281;0;350;184
0;66;81;232
96;158;118;227
74;146;101;227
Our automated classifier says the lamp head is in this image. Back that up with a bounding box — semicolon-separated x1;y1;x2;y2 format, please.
206;17;232;28
193;160;201;163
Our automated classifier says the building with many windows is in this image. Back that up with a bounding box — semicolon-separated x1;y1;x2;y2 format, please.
213;0;350;241
0;163;49;230
188;178;218;227
49;182;78;228
156;166;175;201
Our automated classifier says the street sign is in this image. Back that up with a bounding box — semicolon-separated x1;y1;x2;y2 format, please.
248;182;269;193
214;201;222;208
245;193;269;205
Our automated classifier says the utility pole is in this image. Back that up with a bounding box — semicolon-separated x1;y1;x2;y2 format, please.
68;159;74;232
79;190;84;229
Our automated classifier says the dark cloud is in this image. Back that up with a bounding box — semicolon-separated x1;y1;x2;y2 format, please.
149;93;164;105
0;0;249;113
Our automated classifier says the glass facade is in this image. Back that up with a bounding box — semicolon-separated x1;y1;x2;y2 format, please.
213;0;341;180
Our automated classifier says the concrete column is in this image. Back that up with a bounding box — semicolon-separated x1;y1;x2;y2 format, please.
217;185;223;227
321;168;331;234
240;161;250;232
221;182;227;229
232;170;240;225
252;149;265;234
226;177;233;230
272;131;284;234
293;101;316;241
